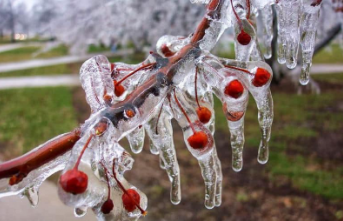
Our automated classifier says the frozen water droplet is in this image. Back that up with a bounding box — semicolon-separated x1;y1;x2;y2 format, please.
229;122;245;172
149;142;159;155
24;186;39;207
159;157;166;169
127;127;145;154
74;206;88;217
257;142;269;164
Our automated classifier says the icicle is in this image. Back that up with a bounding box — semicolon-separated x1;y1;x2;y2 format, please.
259;5;274;59
218;58;274;164
80;55;114;112
198;153;217;209
24;186;39;207
74;206;88;217
275;0;301;68
159;157;166;169
126;126;145;154
144;100;181;205
299;0;322;85
212;148;223;207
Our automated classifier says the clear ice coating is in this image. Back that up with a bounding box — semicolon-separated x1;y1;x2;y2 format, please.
0;0;340;220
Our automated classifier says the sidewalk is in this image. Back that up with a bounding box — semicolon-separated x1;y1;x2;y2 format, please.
0;49;133;73
0;181;96;221
0;43;43;53
0;74;80;90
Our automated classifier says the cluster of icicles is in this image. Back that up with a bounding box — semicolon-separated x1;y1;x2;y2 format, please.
194;0;342;85
0;0;338;220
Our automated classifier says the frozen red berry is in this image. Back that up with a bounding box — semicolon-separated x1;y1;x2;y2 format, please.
187;131;208;150
122;189;141;212
103;94;112;105
224;80;244;99
196;107;212;124
161;44;175;57
237;30;251;45
101;199;114;214
252;68;271;87
125;108;136;118
222;104;245;122
59;169;88;195
114;80;125;97
8;173;25;186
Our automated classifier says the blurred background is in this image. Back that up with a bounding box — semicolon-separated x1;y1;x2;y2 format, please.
0;0;342;220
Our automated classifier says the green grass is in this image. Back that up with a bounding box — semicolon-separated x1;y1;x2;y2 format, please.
269;152;343;199
0;46;41;63
313;43;343;64
87;44;111;53
0;44;69;63
312;73;343;83
0;87;78;156
0;63;76;78
214;42;236;59
36;44;69;58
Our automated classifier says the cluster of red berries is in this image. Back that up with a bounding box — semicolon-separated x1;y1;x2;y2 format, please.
59;167;144;215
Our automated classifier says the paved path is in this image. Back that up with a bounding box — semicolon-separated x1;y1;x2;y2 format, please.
0;181;96;221
0;74;80;90
310;64;343;74
0;43;43;53
0;49;133;73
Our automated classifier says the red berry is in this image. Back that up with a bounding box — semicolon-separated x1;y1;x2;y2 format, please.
8;173;25;186
252;68;271;87
161;44;175;57
224;80;244;99
59;169;88;195
122;189;141;212
103;94;112;105
196;107;212;124
187;131;208;150
113;80;125;97
222;104;244;122
125;108;136;118
237;30;251;45
101;199;114;214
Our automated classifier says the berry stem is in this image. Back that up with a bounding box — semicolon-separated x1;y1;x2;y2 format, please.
167;95;176;116
246;0;251;19
173;89;196;133
230;0;243;30
194;67;201;109
100;161;111;200
73;134;94;170
116;63;155;86
224;65;253;75
111;161;146;215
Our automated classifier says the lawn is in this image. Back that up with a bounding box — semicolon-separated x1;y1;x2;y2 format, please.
313;43;343;64
0;87;78;157
0;46;41;63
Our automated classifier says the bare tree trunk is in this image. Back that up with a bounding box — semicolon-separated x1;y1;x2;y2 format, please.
8;0;15;43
